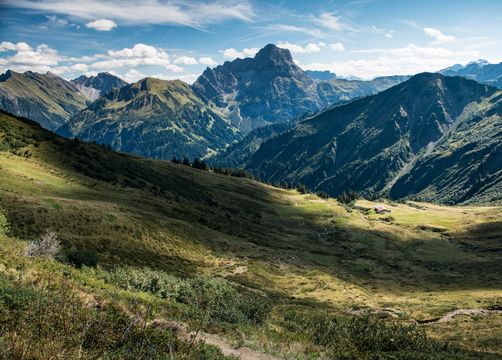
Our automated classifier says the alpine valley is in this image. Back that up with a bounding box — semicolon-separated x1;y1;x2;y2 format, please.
0;29;502;360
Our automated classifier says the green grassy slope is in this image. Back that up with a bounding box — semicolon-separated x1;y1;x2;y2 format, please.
60;77;240;160
1;110;502;358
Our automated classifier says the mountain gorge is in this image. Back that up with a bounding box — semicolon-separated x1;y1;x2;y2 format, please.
242;73;501;204
59;77;241;159
0;70;87;130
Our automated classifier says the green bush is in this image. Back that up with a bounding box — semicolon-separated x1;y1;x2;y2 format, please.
92;267;271;326
0;208;10;236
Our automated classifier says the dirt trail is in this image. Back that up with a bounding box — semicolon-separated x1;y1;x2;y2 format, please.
200;333;280;360
434;308;502;323
150;319;281;359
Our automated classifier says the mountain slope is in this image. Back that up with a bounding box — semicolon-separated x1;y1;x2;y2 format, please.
60;77;240;160
71;72;128;101
390;91;502;204
244;73;500;204
441;60;502;89
0;70;87;130
193;44;408;133
1;110;502;357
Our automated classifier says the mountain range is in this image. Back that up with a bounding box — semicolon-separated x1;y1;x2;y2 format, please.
240;73;502;205
0;45;500;205
441;59;502;89
0;44;409;161
193;44;409;133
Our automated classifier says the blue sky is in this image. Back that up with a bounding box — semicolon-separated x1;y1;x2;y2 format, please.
1;0;501;82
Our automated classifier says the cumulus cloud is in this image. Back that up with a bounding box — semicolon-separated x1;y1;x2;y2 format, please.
220;47;258;59
92;43;173;70
304;43;478;79
0;41;33;52
173;56;198;65
424;27;455;42
123;69;144;82
276;41;326;54
330;42;345;51
8;0;254;29
199;56;217;66
0;42;62;73
70;63;88;72
86;19;117;31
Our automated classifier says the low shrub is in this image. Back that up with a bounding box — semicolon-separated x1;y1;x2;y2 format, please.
24;230;61;258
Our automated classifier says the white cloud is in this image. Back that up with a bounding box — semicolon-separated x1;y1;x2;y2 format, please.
9;0;254;29
70;63;88;72
330;42;345;51
199;56;217;66
266;24;324;38
92;43;172;69
220;47;258;59
277;41;326;54
86;18;117;31
123;69;144;82
424;27;455;43
313;13;343;31
0;43;62;74
305;43;479;79
165;64;184;73
0;41;33;52
385;33;393;39
173;56;198;65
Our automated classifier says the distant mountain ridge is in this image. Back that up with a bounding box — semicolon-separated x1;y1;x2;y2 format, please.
241;73;501;205
441;59;502;89
0;70;87;130
71;72;128;101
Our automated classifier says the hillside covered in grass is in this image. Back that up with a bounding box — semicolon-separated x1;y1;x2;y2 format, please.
1;110;502;359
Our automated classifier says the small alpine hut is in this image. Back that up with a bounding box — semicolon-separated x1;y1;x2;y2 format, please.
374;205;391;214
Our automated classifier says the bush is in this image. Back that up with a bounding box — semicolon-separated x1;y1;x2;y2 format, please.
296;184;310;194
24;230;60;258
91;267;271;326
0;212;9;236
66;245;99;268
337;190;359;205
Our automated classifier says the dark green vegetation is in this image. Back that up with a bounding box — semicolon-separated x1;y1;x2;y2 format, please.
1;110;501;358
71;72;128;102
242;73;502;204
0;70;87;130
193;44;409;134
441;59;502;88
59;77;241;160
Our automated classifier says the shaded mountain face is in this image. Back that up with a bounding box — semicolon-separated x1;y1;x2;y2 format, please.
210;121;293;168
0;70;87;130
193;44;408;134
243;73;500;204
441;60;502;89
71;72;128;101
59;77;241;160
390;90;502;204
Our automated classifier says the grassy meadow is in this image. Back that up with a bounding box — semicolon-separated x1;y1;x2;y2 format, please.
1;111;501;358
